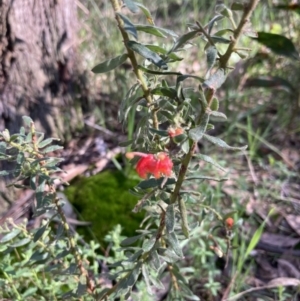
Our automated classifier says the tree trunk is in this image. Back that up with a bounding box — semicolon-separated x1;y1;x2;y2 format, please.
0;0;85;139
0;0;87;211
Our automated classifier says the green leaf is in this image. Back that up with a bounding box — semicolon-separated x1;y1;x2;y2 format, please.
92;53;129;73
151;87;177;99
119;139;134;147
138;65;181;75
210;97;219;111
117;13;138;39
127;41;168;69
33;224;48;242
138;177;176;189
149;128;169;137
189;113;209;141
136;25;177;38
244;76;295;94
149;250;160;271
142;265;153;294
9;237;31;248
206;45;217;73
231;2;245;10
179;198;189;238
209;110;227;121
210;36;231;44
169;30;199;53
245;208;275;258
181;139;190;154
205;15;224;34
0;229;22;243
126;249;143;262
22;287;38;298
252;32;299;60
274;4;300;16
166;204;175;234
142;235;156;252
167;232;183;258
38;138;54;149
158;248;181;263
194;154;226;172
135;3;154;23
124;0;139;13
203;68;227;90
121;234;144;246
135;25;166;38
214;28;234;36
29;251;49;263
22;116;33;126
203;134;247;150
185;175;228;182
148;273;165;289
41;145;63;153
145;45;182;61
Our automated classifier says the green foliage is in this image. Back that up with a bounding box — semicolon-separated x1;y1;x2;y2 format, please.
252;32;299;60
65;171;144;244
1;0;299;300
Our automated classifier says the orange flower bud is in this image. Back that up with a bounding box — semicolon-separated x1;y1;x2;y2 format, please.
168;127;184;137
225;217;234;229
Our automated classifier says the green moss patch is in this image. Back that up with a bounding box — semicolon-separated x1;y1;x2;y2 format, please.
65;170;144;244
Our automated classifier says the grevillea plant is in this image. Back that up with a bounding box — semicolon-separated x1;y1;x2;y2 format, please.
0;0;262;300
91;0;259;299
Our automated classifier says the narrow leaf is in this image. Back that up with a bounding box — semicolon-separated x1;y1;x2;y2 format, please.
135;25;166;38
195;154;227;172
244;76;295;94
206;45;217;73
167;232;183;258
189;113;209;141
38;138;54;149
117;13;138;39
124;0;139;13
275;4;300;16
121;234;143;246
135;3;154;24
169;30;199;53
205;15;224;34
127;41;168;69
203;134;247;150
40;145;63;153
92;53;129;73
138;177;176;189
245;208;275;258
22;116;33;126
166;204;175;234
151;87;177;99
252;32;299;60
145;45;183;61
203;68;227;90
33;224;48;242
179;198;189;238
9;237;31;248
0;229;22;243
149;128;169;137
142;235;156;252
209;111;227;120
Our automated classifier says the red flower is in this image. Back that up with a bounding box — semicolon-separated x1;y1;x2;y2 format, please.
126;152;173;179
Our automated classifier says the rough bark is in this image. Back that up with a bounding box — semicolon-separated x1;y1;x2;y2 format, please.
0;0;87;210
0;0;85;139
